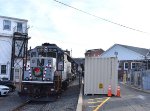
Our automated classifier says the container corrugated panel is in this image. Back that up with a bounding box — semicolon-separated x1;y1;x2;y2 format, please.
84;57;118;95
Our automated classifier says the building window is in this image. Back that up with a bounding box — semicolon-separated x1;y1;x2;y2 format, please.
131;62;136;69
147;61;150;69
31;52;36;57
118;63;122;70
124;62;128;70
15;69;19;79
17;22;23;32
3;20;11;30
1;65;6;74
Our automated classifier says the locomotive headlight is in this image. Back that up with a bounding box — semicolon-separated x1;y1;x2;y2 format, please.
51;88;54;91
46;78;50;81
24;87;27;90
25;77;29;81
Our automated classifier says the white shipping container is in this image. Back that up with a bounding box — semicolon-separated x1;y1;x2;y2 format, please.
84;57;118;95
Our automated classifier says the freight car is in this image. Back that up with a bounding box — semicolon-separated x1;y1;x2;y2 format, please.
18;43;78;99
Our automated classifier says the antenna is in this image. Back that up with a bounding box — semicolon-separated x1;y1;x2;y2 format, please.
71;48;72;57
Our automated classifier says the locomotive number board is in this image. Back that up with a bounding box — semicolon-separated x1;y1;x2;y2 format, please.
37;48;57;52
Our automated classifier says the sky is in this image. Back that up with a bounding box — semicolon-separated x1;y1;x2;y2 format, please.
1;0;150;58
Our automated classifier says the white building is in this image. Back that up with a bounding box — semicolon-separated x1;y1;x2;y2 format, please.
100;44;150;79
0;15;28;81
100;44;150;60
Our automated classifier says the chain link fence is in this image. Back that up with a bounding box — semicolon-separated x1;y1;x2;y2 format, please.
127;69;150;90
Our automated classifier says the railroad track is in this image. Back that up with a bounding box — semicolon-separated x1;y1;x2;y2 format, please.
12;77;80;111
12;95;58;111
12;100;31;111
12;100;50;111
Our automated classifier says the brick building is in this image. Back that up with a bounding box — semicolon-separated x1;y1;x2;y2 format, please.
85;49;104;57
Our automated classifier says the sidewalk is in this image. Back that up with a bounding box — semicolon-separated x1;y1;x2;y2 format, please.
120;82;150;94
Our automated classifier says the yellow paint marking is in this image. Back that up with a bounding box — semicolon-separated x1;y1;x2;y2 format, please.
89;105;98;108
88;99;94;101
93;97;110;111
95;98;103;100
96;101;103;102
88;100;103;104
88;101;97;104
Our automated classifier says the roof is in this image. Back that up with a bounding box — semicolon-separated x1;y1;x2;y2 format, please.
0;15;28;22
118;44;150;56
86;48;104;52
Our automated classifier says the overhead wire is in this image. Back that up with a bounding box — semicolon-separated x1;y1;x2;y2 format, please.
53;0;149;34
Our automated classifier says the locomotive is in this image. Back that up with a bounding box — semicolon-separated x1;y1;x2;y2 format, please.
18;43;78;98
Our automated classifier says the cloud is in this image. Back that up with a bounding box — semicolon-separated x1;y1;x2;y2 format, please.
1;0;150;57
34;0;149;57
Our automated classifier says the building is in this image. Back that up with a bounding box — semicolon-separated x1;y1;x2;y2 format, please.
100;44;150;79
85;49;104;57
73;58;85;65
0;16;28;82
73;58;85;77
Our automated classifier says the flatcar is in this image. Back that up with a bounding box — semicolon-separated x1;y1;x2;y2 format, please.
18;43;78;98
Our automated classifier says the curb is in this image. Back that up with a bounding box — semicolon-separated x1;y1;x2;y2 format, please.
76;79;83;111
121;82;150;94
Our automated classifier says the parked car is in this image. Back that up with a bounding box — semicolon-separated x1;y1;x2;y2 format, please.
0;85;9;96
0;80;16;92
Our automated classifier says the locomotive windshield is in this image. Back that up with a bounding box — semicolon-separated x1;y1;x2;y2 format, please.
36;47;57;58
37;59;44;66
38;51;56;58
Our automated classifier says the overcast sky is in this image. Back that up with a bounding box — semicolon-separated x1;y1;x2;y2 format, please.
1;0;150;57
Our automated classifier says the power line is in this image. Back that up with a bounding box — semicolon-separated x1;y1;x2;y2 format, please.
53;0;149;34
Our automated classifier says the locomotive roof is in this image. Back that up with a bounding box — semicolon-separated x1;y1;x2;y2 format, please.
30;43;77;64
35;43;63;52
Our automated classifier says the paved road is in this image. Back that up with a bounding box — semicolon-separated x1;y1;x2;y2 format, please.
83;94;109;111
83;83;150;111
0;91;28;111
100;84;150;111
